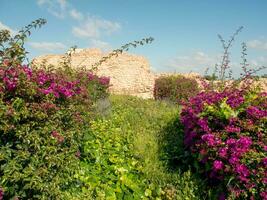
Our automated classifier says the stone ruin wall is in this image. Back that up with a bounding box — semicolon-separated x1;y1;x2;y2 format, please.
32;48;155;99
32;48;267;99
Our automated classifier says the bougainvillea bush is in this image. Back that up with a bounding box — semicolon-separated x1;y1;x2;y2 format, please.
0;62;110;200
180;83;267;200
154;75;199;103
0;20;110;199
179;27;267;200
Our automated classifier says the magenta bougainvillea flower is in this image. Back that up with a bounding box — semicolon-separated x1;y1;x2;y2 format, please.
180;88;267;199
213;160;224;171
0;64;110;100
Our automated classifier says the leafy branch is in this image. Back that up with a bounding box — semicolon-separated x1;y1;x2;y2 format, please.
0;18;47;65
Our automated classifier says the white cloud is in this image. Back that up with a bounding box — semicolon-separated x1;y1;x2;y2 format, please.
90;39;112;52
164;50;267;77
37;0;67;18
36;0;121;41
72;15;121;39
57;0;67;9
69;9;84;20
28;42;67;51
247;39;267;51
249;56;267;67
165;51;218;74
0;21;16;35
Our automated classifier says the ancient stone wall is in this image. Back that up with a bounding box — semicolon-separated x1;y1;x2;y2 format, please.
32;48;155;98
32;48;267;99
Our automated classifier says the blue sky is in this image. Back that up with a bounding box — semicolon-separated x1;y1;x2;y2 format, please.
0;0;267;76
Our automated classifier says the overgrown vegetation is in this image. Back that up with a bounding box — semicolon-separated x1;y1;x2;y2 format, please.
180;27;267;200
67;95;211;199
0;18;266;200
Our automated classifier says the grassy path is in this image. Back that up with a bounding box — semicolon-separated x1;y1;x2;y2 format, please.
70;95;209;200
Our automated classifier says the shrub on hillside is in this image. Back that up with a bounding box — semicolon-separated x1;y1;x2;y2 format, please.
154;75;199;103
0;19;110;199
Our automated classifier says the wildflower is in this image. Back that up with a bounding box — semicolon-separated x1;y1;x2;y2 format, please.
0;188;3;200
246;106;267;119
227;95;244;108
201;134;214;146
198;118;211;132
22;65;32;78
213;160;224;171
235;164;250;177
87;72;95;81
218;147;228;158
260;191;267;200
3;76;17;91
98;76;110;85
226;138;237;146
225;125;241;133
239;136;252;145
201;133;220;146
229;156;239;165
37;71;50;85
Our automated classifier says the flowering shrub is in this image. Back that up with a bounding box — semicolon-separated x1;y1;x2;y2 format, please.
180;88;267;199
154;75;199;103
178;27;267;199
0;19;110;199
0;61;110;199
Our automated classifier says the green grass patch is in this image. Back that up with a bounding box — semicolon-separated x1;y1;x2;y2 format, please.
69;95;211;199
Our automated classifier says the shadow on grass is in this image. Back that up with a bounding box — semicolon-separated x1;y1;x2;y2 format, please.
157;116;217;200
158;116;192;172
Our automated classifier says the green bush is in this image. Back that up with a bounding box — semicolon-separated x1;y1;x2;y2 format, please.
154;75;199;103
0;96;84;199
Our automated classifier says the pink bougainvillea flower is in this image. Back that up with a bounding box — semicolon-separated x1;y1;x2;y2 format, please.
98;76;110;85
225;125;241;133
213;160;224;171
218;147;228;159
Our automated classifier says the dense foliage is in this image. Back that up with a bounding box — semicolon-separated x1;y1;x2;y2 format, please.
154;75;199;103
0;20;109;199
180;27;267;200
0;62;110;200
66;95;211;200
1;18;266;200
